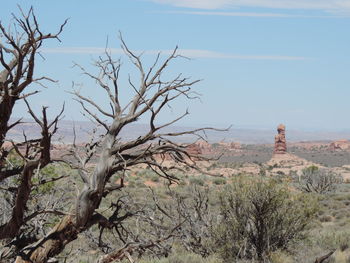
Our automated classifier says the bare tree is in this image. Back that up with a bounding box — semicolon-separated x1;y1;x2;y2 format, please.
299;166;343;194
11;30;214;261
91;187;183;263
0;6;66;249
171;185;217;257
0;7;66;151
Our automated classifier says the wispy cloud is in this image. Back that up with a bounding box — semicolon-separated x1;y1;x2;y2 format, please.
169;49;306;60
150;0;350;14
162;10;331;18
42;47;307;61
151;0;233;9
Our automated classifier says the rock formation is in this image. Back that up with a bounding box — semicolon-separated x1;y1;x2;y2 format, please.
274;124;287;154
195;140;213;154
228;142;241;150
329;140;350;151
186;143;202;156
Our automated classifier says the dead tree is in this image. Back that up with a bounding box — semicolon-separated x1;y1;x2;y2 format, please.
72;36;209;230
14;34;215;262
314;250;335;263
0;7;66;153
299;166;343;194
90;188;183;263
171;185;216;257
0;6;66;246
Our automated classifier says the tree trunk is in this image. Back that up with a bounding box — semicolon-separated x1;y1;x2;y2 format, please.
0;92;15;149
15;215;78;263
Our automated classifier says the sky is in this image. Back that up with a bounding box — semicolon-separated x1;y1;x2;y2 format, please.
1;0;350;131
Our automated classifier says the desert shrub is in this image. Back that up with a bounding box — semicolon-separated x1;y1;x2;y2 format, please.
5;150;24;167
135;181;146;188
137;249;222;263
189;176;205;186
208;163;218;170
319;215;333;222
214;177;318;262
276;171;285;175
137;169;158;179
170;185;219;257
212;177;227;185
269;250;294;263
259;168;267;177
332;251;350;263
150;174;160;182
289;170;297;177
314;230;350;251
299;166;343;194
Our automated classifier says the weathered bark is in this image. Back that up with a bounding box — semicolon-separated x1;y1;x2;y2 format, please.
75;130;117;228
314;250;335;263
0;94;15;149
0;163;36;239
15;215;78;263
14;212;114;262
0;7;66;240
3;28;215;262
98;244;136;263
0;105;61;240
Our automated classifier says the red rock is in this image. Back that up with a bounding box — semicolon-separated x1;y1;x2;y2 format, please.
186;143;202;155
229;142;241;150
329;140;350;151
195;140;213;154
274;124;287;154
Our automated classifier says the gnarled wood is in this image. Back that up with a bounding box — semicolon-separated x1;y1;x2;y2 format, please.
0;7;66;153
0;6;66;251
11;31;217;262
15;216;78;263
314;250;335;263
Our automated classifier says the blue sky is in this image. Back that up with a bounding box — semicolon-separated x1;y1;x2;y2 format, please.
1;0;350;131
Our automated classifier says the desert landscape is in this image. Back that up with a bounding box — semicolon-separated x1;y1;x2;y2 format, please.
1;2;350;263
3;119;350;262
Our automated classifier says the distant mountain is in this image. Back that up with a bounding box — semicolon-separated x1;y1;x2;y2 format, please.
6;119;350;144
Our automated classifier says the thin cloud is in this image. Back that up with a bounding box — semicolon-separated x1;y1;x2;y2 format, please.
150;0;350;13
42;47;307;61
151;0;233;9
162;10;331;18
178;49;307;60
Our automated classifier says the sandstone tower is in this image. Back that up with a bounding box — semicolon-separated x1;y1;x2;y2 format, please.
274;124;287;154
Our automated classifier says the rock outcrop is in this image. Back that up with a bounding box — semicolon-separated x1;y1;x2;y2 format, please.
274;124;287;154
329;140;350;151
186;143;202;156
195;140;213;154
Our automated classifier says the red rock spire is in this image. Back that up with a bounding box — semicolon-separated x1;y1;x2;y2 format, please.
274;124;287;154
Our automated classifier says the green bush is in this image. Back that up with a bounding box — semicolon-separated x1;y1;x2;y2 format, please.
149;174;160;182
137;169;156;178
212;177;227;185
189;176;205;186
314;230;350;251
32;164;63;195
319;215;333;222
214;177;318;261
